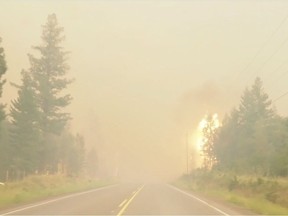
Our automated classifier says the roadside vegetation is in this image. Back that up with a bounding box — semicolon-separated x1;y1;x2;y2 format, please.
0;14;100;182
0;174;115;210
177;78;288;215
175;171;288;215
0;14;106;210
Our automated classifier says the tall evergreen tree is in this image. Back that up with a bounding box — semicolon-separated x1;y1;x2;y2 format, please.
65;134;85;176
238;77;274;126
214;109;242;172
0;37;8;180
0;37;7;122
10;70;40;173
214;77;275;174
238;77;274;173
29;13;72;135
86;147;98;178
28;14;72;172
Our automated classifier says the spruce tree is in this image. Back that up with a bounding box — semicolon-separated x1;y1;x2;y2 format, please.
238;77;274;172
0;37;8;180
10;70;40;173
29;13;72;135
214;77;275;174
238;77;273;126
0;37;7;121
28;14;72;172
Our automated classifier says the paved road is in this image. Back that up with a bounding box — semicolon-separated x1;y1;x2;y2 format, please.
0;182;250;215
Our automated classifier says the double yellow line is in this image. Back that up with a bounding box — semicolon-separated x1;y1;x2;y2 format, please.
117;184;145;216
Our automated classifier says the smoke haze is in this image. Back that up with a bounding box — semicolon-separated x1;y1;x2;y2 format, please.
1;0;288;180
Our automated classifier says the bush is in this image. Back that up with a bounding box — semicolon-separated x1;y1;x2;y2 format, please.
228;176;239;191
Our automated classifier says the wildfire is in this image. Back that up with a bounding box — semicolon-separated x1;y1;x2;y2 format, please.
196;113;220;152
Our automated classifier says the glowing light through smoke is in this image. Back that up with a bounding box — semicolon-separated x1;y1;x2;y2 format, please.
195;113;220;162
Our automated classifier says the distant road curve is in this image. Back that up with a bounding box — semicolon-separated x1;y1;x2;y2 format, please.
0;182;252;215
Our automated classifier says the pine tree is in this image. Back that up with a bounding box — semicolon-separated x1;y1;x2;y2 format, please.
238;77;273;126
10;70;40;173
29;13;72;135
0;37;8;180
0;120;10;181
238;77;274;172
28;14;72;172
0;37;7;122
214;77;275;174
86;147;98;178
66;134;85;176
269;117;288;176
214;109;242;172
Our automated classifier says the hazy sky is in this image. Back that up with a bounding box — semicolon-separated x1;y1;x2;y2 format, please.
2;0;288;180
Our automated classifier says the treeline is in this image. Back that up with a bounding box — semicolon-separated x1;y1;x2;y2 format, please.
201;77;288;176
0;14;96;181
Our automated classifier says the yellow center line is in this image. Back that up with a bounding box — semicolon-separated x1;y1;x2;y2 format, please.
117;184;145;216
118;199;128;208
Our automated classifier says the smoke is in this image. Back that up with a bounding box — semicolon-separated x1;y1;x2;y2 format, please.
175;81;230;128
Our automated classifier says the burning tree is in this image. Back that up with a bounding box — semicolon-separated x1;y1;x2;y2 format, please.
200;114;220;170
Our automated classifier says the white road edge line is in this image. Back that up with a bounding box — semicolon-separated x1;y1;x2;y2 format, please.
167;184;230;216
1;184;119;216
118;199;128;208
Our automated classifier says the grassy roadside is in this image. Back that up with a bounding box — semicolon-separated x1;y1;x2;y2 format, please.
0;175;116;210
173;171;288;215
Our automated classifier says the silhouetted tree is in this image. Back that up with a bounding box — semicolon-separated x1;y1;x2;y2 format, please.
201;114;219;170
86;147;98;178
28;14;72;172
0;37;8;180
10;70;40;173
214;77;277;174
0;37;7;122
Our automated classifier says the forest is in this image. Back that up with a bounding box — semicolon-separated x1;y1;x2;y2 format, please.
201;77;288;177
0;14;96;182
1;13;288;185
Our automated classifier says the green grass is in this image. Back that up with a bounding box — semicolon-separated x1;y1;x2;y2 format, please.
173;172;288;215
0;175;115;210
207;189;288;215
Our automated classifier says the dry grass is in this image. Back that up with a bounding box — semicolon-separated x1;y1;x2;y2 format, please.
0;175;114;210
174;172;288;215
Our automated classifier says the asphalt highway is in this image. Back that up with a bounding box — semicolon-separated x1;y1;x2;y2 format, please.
0;182;251;215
